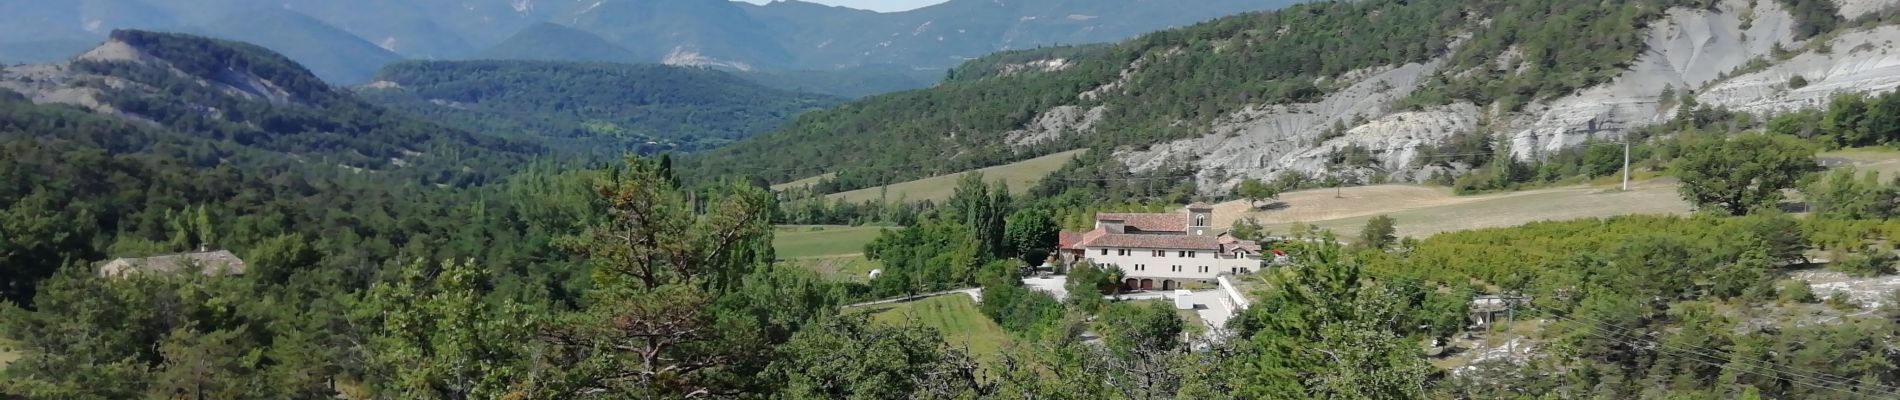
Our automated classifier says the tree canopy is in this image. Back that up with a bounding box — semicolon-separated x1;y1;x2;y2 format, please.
1673;134;1817;216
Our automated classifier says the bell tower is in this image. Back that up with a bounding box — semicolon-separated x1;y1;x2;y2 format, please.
1186;203;1213;236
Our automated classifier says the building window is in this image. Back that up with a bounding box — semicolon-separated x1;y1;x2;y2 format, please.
1177;251;1186;257
1152;250;1164;257
1100;249;1108;256
1118;249;1130;256
1171;265;1182;272
1194;215;1207;226
1189;251;1198;258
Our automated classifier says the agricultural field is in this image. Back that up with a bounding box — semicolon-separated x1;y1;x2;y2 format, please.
781;256;882;282
855;295;1010;364
769;172;835;191
822;149;1087;203
1818;148;1900;179
1215;180;1694;242
1209;149;1899;243
772;225;891;259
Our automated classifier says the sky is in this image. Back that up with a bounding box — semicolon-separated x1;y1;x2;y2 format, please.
734;0;951;13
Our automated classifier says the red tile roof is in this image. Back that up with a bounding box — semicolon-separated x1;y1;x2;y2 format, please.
1058;231;1085;250
1079;231;1224;250
1097;213;1187;232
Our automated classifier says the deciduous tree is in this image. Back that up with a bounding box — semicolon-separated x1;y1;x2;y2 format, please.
1005;209;1059;267
1673;134;1816;216
1236;178;1280;209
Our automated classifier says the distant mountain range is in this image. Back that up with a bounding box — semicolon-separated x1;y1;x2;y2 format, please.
0;0;1299;87
0;30;539;181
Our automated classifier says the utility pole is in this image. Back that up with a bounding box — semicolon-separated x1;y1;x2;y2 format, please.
1621;139;1631;192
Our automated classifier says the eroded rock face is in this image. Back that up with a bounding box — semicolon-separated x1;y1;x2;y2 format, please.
1504;0;1796;158
1109;0;1900;194
1837;0;1900;20
1115;60;1458;189
1699;25;1900;115
1005;105;1106;147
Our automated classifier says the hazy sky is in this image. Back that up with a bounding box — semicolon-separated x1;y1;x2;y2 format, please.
734;0;950;13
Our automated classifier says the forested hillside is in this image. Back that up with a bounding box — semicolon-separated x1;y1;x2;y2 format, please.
0;30;545;304
10;31;537;180
472;22;641;64
687;0;1473;189
691;0;1900;197
360;60;842;154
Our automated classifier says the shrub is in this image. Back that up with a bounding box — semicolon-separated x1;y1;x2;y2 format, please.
1780;279;1819;303
1829;249;1896;277
1788;75;1810;89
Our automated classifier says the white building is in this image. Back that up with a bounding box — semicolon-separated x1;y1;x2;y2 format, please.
1065;203;1264;291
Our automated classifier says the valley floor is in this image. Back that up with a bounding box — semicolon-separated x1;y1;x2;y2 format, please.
773;225;889;281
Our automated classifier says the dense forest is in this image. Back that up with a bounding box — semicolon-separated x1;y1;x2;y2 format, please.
941;44;1113;83
0;30;555;303
360;60;842;154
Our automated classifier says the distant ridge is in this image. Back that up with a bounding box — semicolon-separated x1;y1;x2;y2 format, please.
360;60;842;154
195;8;404;84
474;22;639;63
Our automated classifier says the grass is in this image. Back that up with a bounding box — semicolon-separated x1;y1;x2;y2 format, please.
780;255;882;282
823;149;1087;203
773;225;892;259
1819;148;1900;180
856;295;1010;365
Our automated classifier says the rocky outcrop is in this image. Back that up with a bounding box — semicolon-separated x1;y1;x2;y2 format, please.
1005;105;1107;147
2;37;309;120
1699;25;1900;114
996;58;1075;77
1116;57;1470;189
1837;0;1900;20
